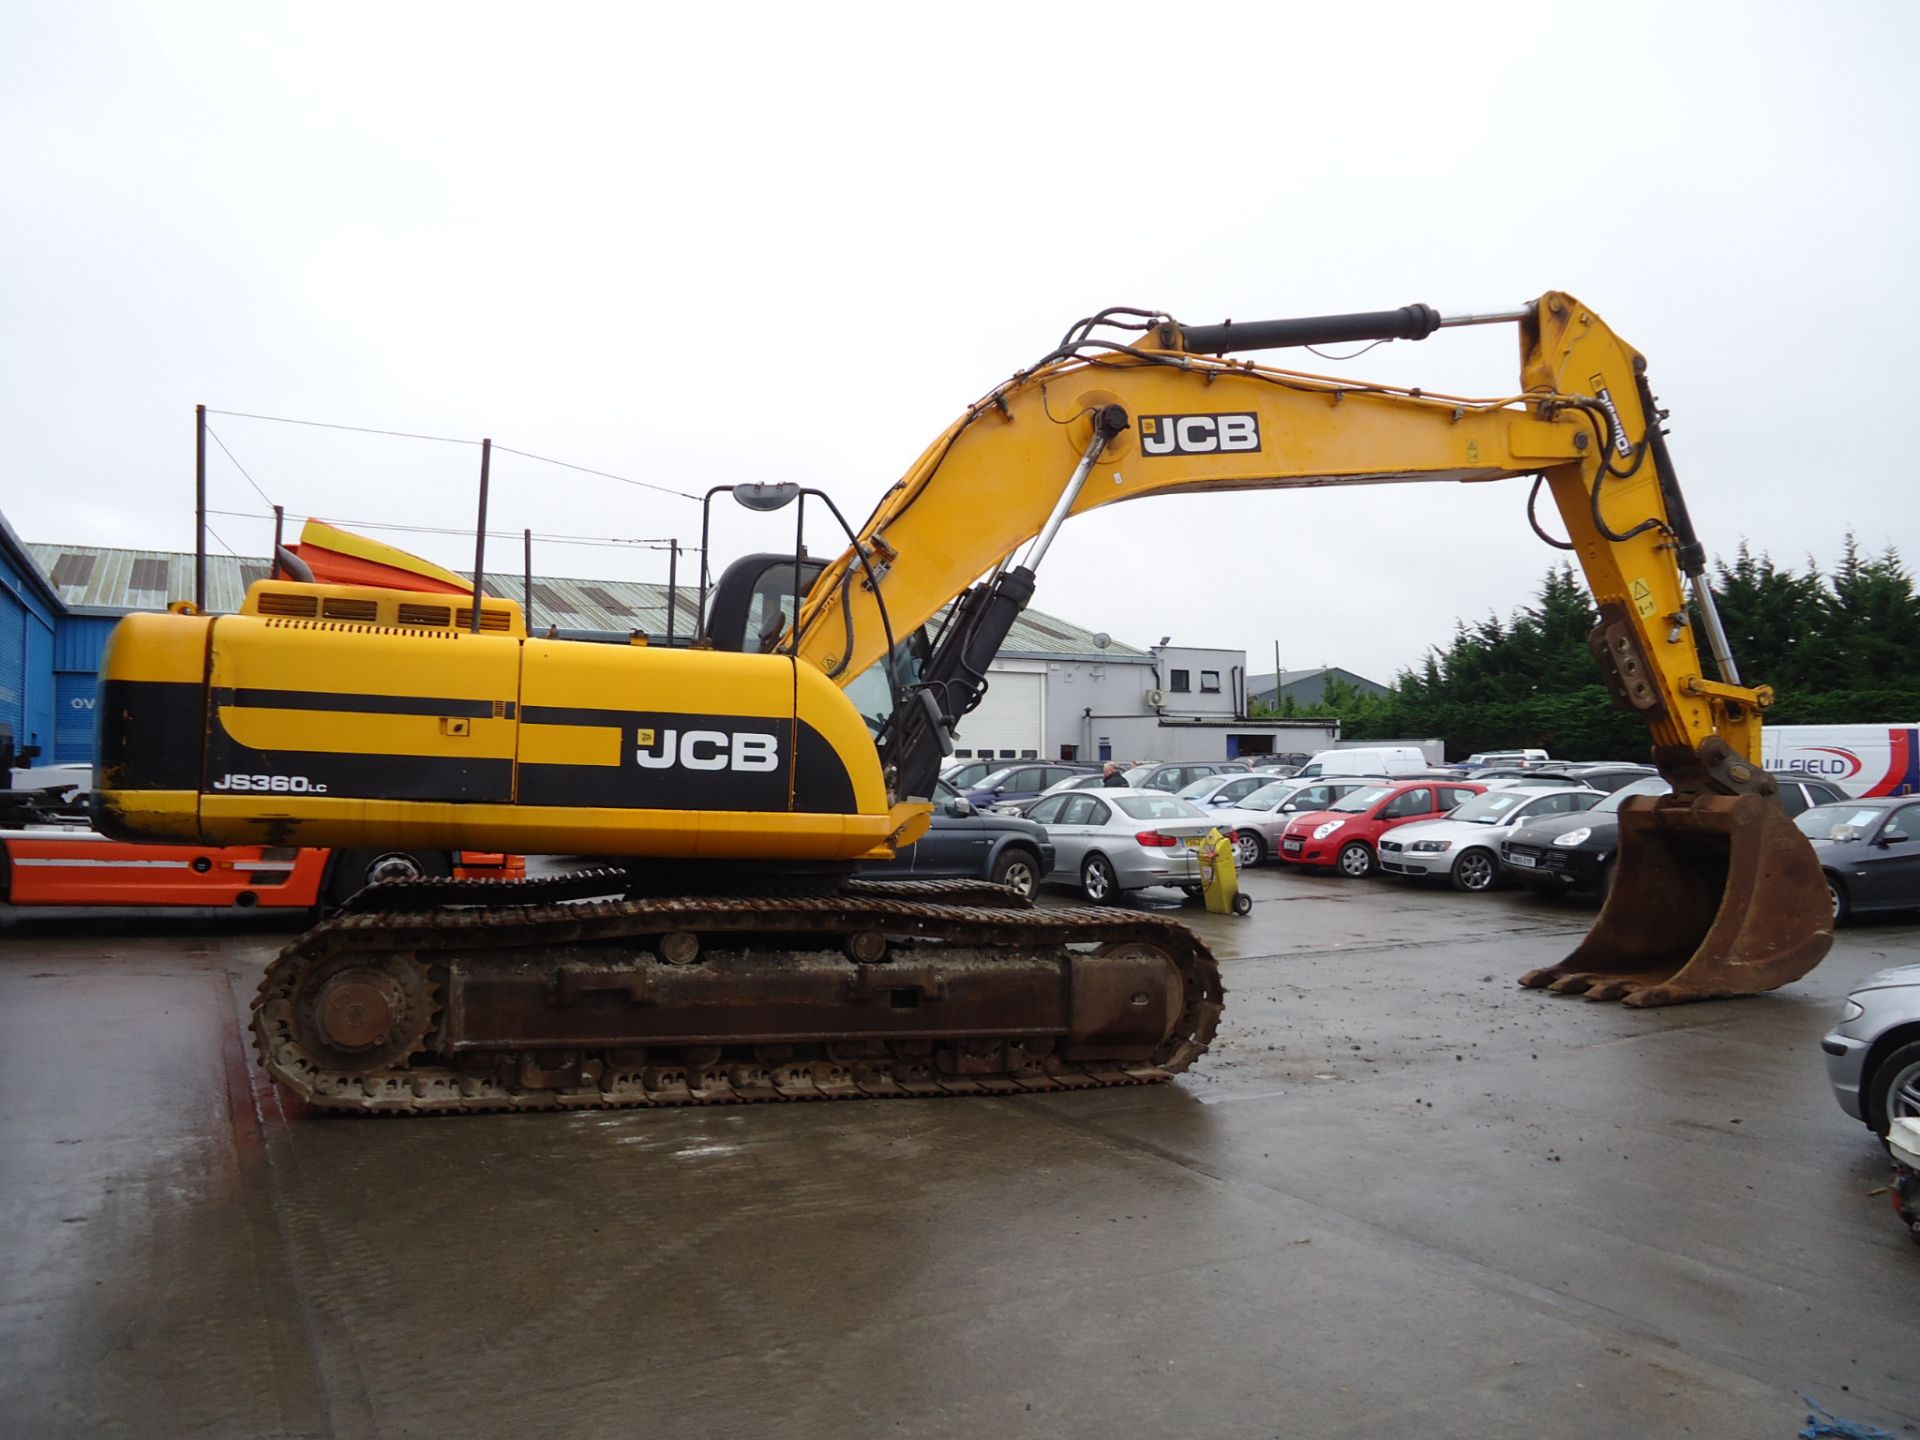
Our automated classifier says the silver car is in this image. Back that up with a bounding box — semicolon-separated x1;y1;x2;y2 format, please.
1822;964;1920;1137
1378;784;1602;891
1212;777;1386;868
1175;773;1275;810
1024;788;1216;903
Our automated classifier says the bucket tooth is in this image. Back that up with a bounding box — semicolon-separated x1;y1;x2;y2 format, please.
1518;792;1832;1006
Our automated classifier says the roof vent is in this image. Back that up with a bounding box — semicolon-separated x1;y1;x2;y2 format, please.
255;592;319;618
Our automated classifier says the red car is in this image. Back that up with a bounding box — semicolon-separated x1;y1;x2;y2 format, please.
1278;779;1486;877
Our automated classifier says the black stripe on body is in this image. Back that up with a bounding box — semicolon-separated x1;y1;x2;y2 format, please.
214;688;513;719
207;712;513;802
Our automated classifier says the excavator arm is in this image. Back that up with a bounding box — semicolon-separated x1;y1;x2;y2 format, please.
781;292;1828;1003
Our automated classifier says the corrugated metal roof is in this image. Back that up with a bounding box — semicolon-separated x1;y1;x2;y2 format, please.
22;542;1144;655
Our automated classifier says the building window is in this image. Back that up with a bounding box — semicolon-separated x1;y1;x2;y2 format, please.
128;557;171;593
1170;669;1190;693
49;553;95;589
1201;670;1221;693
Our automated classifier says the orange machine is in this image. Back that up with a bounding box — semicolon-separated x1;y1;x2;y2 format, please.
0;830;521;911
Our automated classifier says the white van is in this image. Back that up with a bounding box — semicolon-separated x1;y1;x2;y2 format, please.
1295;746;1428;779
1761;724;1920;798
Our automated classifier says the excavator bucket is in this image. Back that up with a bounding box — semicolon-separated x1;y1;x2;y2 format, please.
1518;792;1832;1007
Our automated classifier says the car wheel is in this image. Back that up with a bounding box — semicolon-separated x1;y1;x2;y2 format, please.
326;848;450;908
990;848;1040;899
1336;841;1375;878
1232;831;1265;868
1828;874;1852;927
1180;885;1205;904
1867;1039;1920;1137
1450;848;1498;893
1081;854;1118;904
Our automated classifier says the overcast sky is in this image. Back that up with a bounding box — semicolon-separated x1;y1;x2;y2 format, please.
3;2;1913;684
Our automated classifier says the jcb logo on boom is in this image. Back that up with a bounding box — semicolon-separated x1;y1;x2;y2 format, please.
1138;413;1261;457
634;728;780;772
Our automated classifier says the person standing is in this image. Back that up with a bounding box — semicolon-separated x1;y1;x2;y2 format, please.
1101;762;1128;788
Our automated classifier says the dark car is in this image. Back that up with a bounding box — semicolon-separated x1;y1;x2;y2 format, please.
960;762;1098;811
1531;762;1659;793
940;759;1004;791
1501;772;1849;899
1798;797;1920;925
859;779;1055;897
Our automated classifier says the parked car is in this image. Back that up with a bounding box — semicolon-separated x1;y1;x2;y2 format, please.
1501;772;1848;899
1175;773;1276;810
1795;797;1920;925
1278;779;1487;877
1214;777;1387;867
1474;767;1604;787
1821;962;1920;1137
1531;762;1658;793
1024;788;1215;902
1457;749;1551;771
999;770;1115;814
960;762;1098;811
1124;761;1244;793
1248;762;1301;779
940;759;1003;791
859;779;1054;897
1378;784;1603;891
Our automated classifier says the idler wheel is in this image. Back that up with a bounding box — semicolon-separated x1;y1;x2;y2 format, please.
292;953;434;1071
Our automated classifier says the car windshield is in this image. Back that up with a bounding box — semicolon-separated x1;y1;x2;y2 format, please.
1111;793;1207;822
974;768;1019;790
1176;777;1220;799
1235;782;1293;811
1594;776;1671;813
934;779;959;801
1448;790;1532;825
1331;786;1391;813
1795;805;1888;843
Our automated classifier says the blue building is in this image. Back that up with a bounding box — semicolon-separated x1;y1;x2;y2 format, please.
0;512;66;767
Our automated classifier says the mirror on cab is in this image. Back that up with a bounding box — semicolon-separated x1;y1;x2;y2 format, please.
947;797;975;817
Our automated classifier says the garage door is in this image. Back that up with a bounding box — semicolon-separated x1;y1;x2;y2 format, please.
54;671;98;765
956;669;1043;759
0;589;23;739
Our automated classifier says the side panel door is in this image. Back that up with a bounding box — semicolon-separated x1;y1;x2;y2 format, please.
910;799;988;877
1050;793;1108;874
1856;804;1920;910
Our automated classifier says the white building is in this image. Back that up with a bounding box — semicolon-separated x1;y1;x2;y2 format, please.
953;625;1337;766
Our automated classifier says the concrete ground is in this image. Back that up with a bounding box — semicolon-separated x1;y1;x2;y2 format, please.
2;868;1916;1440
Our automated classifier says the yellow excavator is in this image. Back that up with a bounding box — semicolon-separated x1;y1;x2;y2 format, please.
93;292;1832;1113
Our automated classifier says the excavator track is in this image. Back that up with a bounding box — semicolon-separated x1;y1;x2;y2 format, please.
251;889;1225;1115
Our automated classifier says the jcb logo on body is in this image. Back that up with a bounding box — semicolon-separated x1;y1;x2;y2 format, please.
635;727;780;772
1138;413;1261;456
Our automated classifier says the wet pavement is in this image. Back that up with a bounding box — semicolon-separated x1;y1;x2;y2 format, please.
3;871;1917;1439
